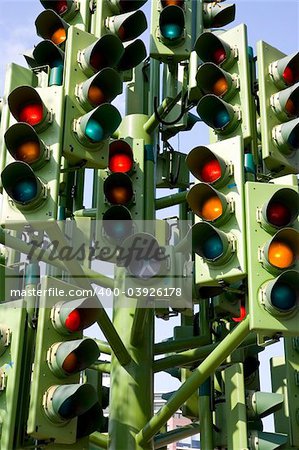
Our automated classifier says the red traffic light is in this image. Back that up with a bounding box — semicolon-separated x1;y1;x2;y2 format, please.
65;309;82;332
109;140;134;173
19;103;43;126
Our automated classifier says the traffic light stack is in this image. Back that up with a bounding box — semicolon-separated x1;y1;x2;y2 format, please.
0;1;299;450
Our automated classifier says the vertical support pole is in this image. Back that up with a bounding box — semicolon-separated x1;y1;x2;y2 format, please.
109;114;154;449
224;363;248;449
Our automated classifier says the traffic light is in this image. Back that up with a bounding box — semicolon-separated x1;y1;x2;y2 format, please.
194;24;253;144
150;0;192;62
39;0;91;30
96;137;144;246
0;63;36;179
186;136;247;292
62;26;123;168
27;276;102;444
26;40;65;87
1;77;64;224
202;1;236;29
0;303;26;450
92;0;148;42
245;179;299;340
35;9;69;47
257;41;299;175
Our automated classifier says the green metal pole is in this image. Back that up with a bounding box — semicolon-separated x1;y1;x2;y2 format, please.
199;380;214;450
89;432;109;449
154;332;256;373
155;191;187;210
154;423;199;449
108;270;154;450
90;362;111;373
154;335;210;355
137;317;250;446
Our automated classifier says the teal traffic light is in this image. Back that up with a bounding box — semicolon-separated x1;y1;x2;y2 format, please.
245;179;299;340
257;41;299;175
62;26;123;168
186;136;247;293
150;0;192;62
194;24;253;144
202;1;235;29
27;276;102;444
1;77;64;224
0;304;26;450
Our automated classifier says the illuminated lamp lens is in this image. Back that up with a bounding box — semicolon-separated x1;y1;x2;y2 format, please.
161;24;182;40
12;179;37;203
201;196;223;221
271;283;296;310
109;221;131;240
288;128;299;149
108;186;131;205
162;0;184;6
62;352;80;373
51;27;67;45
285;98;295;115
267;202;291;227
212;77;228;96
213;48;226;65
118;25;127;41
65;309;81;331
283;66;294;85
268;241;294;269
85;119;104;142
200;159;221;183
55;1;68;15
15;141;40;164
109;154;133;173
88;85;106;106
19;103;43;126
214;108;230;128
202;234;223;259
232;305;246;323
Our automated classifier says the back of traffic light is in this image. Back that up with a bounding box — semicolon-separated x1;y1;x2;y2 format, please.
245;178;299;341
1;71;64;225
186;136;247;293
150;0;192;62
27;276;102;445
194;24;254;145
257;41;299;175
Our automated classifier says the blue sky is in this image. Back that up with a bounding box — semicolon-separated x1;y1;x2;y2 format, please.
0;0;298;427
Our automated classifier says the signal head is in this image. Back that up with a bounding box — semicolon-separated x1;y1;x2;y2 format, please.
109;140;134;173
159;4;185;43
261;188;299;232
35;10;69;46
195;32;234;69
186;145;229;188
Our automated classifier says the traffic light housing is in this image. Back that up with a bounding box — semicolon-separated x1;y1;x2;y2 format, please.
194;24;253;144
202;1;236;29
92;0;148;42
186;136;247;292
27;276;101;444
0;303;26;450
35;9;69;48
257;41;299;175
150;0;192;62
1;78;64;224
39;0;91;30
62;26;123;168
96;137;144;247
245;179;299;340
